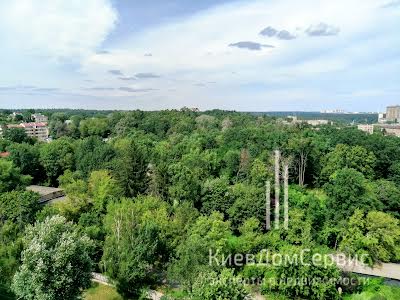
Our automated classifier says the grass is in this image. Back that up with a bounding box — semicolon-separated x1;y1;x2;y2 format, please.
84;282;123;300
343;285;400;300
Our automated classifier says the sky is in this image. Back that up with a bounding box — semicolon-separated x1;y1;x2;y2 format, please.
0;0;399;111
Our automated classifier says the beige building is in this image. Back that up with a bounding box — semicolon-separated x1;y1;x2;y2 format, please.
357;124;374;134
1;122;49;141
305;119;330;126
386;106;400;122
32;113;48;123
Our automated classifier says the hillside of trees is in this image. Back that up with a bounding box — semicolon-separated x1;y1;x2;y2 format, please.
0;109;399;300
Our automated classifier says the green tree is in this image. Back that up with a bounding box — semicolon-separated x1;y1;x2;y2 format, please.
370;179;400;218
200;176;232;216
48;112;68;138
287;135;313;186
321;144;376;182
75;136;115;177
3;128;32;144
88;170;123;214
0;160;31;193
261;246;341;300
7;143;44;182
39;137;75;185
228;183;265;229
324;168;378;221
0;191;40;227
12;215;93;300
168;212;232;291
191;269;249;300
339;210;400;264
79;117;110;138
112;138;149;197
102;197;169;298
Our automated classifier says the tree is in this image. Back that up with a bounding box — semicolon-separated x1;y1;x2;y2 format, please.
112;138;149;197
228;183;265;229
48;112;68;138
200;176;232;216
39;137;75;185
7;143;44;182
88;170;122;214
3;128;32;144
168;212;232;291
371;179;400;218
12;215;93;300
324;168;378;221
261;246;341;300
75;136;115;177
79;117;110;138
287;135;313;186
0;160;31;193
0;191;40;227
191;269;250;300
102;197;169;298
339;210;400;264
321;144;376;182
388;161;400;185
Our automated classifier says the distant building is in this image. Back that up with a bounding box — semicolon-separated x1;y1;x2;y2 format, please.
321;109;345;114
386;106;400;122
376;124;400;137
358;124;374;134
305;119;330;126
0;122;49;141
378;113;387;124
32;113;48;123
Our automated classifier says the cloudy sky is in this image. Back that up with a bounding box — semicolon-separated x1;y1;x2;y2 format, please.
0;0;399;111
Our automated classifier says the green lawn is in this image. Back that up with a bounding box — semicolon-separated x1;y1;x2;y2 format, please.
344;285;400;300
84;283;123;300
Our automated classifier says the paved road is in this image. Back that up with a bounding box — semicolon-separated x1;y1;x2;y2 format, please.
332;254;400;280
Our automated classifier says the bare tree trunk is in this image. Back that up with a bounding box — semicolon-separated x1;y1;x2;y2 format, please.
283;164;289;230
266;180;271;230
298;153;308;187
274;150;280;230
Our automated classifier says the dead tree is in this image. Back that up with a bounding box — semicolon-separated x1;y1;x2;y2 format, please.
265;180;271;230
283;164;289;230
274;150;280;230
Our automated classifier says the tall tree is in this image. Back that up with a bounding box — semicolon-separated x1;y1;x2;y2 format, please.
0;160;31;193
12;215;93;300
39;137;75;185
112;138;149;197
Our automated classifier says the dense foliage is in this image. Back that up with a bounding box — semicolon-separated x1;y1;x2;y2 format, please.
0;109;399;299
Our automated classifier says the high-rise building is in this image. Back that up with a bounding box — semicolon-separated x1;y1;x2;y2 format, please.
386;106;400;122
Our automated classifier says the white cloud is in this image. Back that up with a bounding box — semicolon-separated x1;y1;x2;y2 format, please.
0;0;117;60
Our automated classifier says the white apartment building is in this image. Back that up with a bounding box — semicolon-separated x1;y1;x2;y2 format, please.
32;113;48;123
1;122;49;141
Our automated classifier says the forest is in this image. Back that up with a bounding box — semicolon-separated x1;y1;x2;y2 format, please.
0;109;399;300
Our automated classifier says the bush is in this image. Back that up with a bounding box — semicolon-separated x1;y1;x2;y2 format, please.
191;269;250;300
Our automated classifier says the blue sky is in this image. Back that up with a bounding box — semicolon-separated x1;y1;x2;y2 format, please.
0;0;399;111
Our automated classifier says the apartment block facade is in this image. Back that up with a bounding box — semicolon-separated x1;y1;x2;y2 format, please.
0;122;49;141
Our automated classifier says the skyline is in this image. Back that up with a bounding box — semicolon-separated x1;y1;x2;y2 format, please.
0;0;399;111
